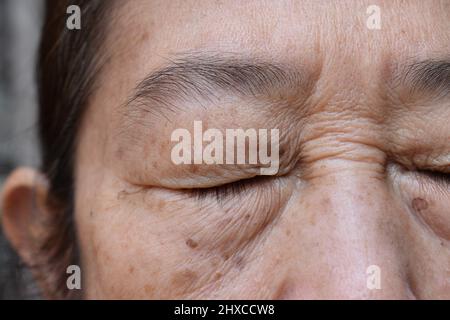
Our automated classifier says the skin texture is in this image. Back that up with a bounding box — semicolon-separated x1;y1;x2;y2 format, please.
1;0;450;299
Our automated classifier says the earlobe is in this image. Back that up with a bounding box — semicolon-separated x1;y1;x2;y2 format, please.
0;167;51;265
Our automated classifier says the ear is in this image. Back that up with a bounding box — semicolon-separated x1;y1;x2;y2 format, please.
0;167;53;287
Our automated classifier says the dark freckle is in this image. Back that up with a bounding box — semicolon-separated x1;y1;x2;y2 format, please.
412;197;428;212
186;238;198;249
214;272;223;281
128;266;135;274
89;211;94;218
171;269;198;288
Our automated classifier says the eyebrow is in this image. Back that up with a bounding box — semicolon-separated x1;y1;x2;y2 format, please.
124;53;304;120
124;54;450;123
397;58;450;99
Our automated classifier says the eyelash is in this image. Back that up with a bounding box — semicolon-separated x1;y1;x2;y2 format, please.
185;167;450;202
188;176;272;202
416;169;450;188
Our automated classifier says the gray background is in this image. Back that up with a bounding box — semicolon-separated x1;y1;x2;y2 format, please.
0;0;44;299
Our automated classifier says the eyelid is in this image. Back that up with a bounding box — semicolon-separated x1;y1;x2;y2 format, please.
411;153;450;172
388;163;449;197
411;169;450;196
187;175;278;202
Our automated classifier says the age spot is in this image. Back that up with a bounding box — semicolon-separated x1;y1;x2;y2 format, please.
186;238;198;249
171;269;198;290
412;197;428;212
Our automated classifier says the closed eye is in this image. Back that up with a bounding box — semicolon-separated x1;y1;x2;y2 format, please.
186;175;277;203
417;169;450;188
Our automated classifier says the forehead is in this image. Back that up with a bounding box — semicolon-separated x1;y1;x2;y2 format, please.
96;0;450;110
108;0;450;62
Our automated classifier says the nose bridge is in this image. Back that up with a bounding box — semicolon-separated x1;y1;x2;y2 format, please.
280;164;411;299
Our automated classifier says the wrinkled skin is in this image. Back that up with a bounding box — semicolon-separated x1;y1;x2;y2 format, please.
3;0;450;299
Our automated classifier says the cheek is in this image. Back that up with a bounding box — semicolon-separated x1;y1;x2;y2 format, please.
76;205;200;298
410;196;450;241
396;175;450;242
75;185;278;299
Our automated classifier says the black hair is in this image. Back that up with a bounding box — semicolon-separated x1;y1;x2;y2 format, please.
36;0;116;299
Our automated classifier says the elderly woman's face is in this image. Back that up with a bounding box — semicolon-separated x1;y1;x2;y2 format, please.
72;0;450;298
